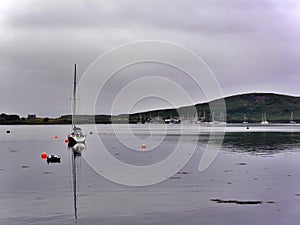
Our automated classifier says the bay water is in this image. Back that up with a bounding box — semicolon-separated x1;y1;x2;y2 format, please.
1;124;300;225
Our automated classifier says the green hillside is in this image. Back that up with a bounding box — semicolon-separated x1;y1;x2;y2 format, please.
222;93;300;123
130;93;300;123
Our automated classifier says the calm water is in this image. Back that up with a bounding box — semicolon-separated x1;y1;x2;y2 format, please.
1;124;300;225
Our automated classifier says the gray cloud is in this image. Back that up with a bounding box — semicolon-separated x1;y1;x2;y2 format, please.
0;0;299;116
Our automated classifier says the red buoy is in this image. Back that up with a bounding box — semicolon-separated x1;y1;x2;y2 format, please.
141;144;146;149
54;135;58;139
65;139;69;143
41;152;47;160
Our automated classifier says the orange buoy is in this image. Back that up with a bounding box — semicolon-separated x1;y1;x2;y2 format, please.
141;144;146;149
41;152;47;160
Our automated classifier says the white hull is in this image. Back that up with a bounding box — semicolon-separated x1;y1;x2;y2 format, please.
290;112;296;124
68;134;86;144
261;112;269;125
260;121;269;125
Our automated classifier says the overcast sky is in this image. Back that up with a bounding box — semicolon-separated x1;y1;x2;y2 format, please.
0;0;299;117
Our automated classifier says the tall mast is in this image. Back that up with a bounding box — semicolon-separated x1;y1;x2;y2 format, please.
265;112;267;122
72;64;77;129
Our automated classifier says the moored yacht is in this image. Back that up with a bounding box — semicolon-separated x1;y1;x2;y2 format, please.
67;64;86;146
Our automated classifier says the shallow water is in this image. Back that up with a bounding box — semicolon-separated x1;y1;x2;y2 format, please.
1;124;300;225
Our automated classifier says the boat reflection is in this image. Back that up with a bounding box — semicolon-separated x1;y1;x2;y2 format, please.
70;143;86;220
72;143;86;156
222;132;300;155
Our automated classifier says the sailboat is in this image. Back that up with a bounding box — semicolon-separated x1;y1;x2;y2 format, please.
290;112;296;124
243;113;248;124
68;64;86;146
137;113;143;124
209;111;220;124
260;112;269;125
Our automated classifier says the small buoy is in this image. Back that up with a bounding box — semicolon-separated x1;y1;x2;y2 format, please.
246;125;249;129
6;130;10;134
141;144;146;149
41;152;47;160
54;135;58;139
65;139;69;143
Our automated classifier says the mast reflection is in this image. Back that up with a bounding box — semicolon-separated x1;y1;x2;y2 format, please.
70;143;86;220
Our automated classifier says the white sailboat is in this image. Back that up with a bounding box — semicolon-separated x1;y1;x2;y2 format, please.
137;113;143;124
209;111;220;124
260;112;269;125
243;113;248;124
290;112;296;124
68;64;86;146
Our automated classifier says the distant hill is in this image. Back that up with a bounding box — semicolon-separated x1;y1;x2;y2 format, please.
131;93;300;123
220;93;300;123
1;93;300;124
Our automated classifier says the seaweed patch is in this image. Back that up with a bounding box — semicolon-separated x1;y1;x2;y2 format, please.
211;199;262;205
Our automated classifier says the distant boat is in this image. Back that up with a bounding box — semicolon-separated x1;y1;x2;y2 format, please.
209;112;220;124
68;64;86;146
290;112;296;124
137;113;143;124
165;118;180;124
150;117;164;124
243;113;248;124
163;111;179;124
260;112;269;125
219;112;227;124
